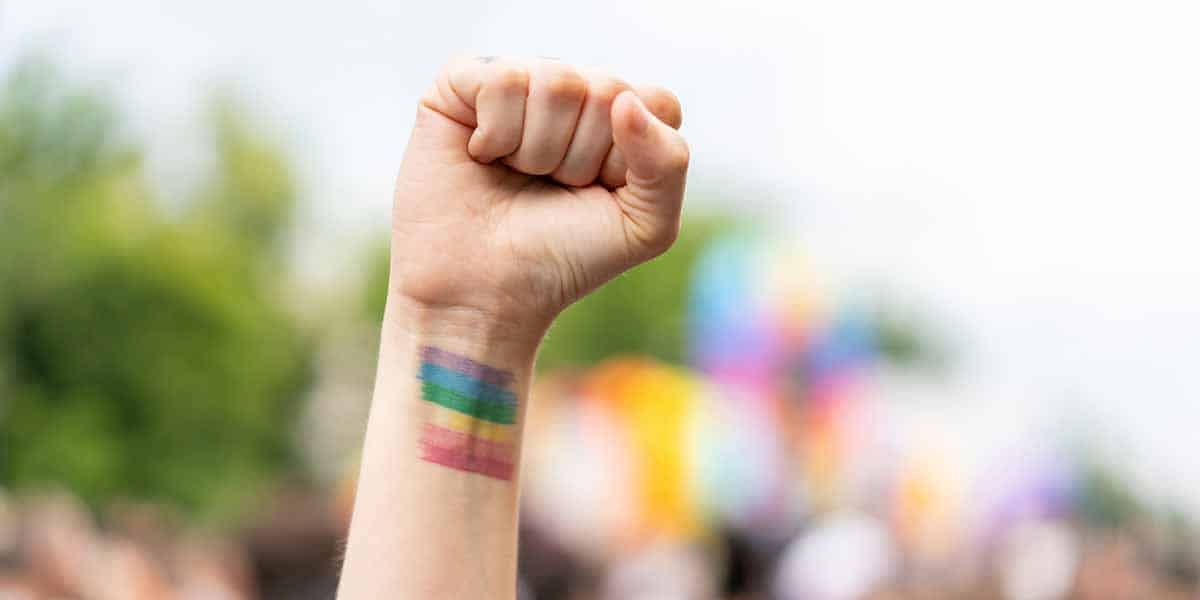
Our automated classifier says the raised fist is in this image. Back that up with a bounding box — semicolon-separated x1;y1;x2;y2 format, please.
389;57;689;341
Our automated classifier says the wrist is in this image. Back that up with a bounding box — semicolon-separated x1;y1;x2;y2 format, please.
382;292;548;363
377;292;537;485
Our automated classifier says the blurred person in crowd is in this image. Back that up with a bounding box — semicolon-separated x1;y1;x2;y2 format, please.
337;55;689;599
24;493;98;597
1071;532;1155;600
0;491;256;600
603;545;718;599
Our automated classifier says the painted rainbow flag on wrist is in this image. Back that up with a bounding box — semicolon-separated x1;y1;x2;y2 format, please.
416;346;518;481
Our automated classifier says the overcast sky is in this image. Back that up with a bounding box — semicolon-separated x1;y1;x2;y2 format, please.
4;0;1199;508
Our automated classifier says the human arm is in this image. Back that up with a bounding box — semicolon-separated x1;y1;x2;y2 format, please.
337;56;689;599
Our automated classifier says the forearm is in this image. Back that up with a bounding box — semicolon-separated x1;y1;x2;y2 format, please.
338;297;544;599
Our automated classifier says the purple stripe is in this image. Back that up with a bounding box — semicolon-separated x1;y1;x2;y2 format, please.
420;346;514;388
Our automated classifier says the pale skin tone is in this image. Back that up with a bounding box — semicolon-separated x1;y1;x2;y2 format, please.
338;57;689;598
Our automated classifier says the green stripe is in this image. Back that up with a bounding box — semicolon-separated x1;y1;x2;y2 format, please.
421;382;516;424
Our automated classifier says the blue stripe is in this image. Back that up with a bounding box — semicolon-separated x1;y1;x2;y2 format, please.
419;363;516;406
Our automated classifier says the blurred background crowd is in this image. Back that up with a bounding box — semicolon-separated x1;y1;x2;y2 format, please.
3;1;1200;599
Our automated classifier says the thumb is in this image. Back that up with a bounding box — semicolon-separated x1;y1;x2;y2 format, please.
610;90;690;258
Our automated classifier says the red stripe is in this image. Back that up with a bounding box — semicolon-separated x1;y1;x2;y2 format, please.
420;443;515;480
418;424;515;480
420;424;514;459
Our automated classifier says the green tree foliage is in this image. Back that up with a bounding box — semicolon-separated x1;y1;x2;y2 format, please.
1077;460;1144;530
0;56;312;520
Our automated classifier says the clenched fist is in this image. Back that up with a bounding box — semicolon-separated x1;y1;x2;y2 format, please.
389;57;690;341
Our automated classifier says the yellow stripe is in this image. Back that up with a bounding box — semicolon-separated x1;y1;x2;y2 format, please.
429;406;516;444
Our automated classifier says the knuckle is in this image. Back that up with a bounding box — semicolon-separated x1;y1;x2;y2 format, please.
588;76;631;104
665;140;691;173
645;87;683;127
540;66;587;102
490;65;529;94
441;56;478;86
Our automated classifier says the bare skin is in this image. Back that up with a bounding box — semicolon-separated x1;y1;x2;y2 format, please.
338;57;689;599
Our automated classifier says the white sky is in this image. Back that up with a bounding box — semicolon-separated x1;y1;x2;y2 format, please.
4;0;1199;509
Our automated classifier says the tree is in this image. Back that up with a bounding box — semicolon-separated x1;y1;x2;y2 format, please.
0;56;313;520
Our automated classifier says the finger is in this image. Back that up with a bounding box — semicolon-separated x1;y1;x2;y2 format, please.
465;62;529;163
610;91;690;258
503;60;587;175
421;56;530;162
599;85;683;188
550;73;630;187
637;84;684;129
